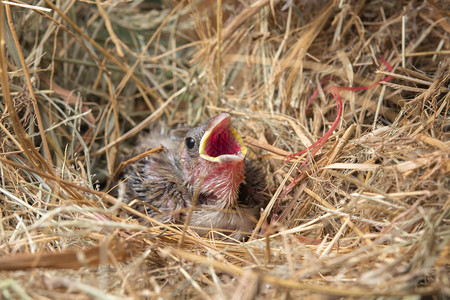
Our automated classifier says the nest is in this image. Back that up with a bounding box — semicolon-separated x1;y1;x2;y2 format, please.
0;0;448;298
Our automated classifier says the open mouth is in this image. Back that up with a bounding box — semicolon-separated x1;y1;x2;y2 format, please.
199;113;247;164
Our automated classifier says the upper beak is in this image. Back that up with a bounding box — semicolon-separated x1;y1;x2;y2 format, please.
199;113;247;164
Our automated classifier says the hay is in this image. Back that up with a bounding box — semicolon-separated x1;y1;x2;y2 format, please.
0;0;448;298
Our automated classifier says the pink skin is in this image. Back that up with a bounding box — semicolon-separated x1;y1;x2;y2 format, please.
188;159;245;208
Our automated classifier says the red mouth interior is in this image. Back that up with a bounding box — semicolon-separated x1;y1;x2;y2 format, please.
204;127;241;157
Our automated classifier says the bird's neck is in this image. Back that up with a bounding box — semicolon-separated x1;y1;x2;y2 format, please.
190;160;245;207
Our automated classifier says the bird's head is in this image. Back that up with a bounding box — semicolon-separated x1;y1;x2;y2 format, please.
180;113;247;206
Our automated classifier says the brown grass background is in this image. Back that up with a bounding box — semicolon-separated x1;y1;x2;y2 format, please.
0;0;449;298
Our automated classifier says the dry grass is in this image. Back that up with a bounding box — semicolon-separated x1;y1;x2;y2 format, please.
0;0;449;298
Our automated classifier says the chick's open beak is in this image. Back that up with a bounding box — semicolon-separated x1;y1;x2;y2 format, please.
199;113;247;164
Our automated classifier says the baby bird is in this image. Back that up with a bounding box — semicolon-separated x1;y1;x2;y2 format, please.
120;113;266;239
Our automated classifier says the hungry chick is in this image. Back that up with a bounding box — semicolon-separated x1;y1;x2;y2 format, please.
120;113;266;239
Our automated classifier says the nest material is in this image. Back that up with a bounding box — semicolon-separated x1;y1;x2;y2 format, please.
0;0;449;298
